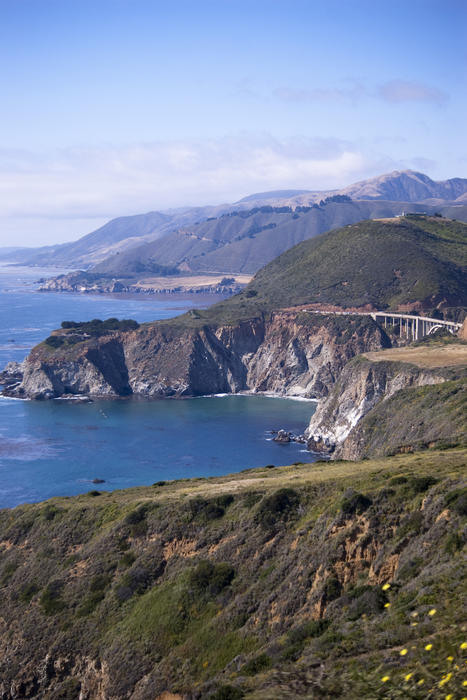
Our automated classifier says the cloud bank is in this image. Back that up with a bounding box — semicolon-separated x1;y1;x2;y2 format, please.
0;135;385;246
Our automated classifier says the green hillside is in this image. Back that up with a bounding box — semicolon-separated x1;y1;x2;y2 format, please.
0;449;465;698
222;215;466;314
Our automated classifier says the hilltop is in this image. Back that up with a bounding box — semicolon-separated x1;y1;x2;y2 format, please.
183;215;467;325
0;448;465;698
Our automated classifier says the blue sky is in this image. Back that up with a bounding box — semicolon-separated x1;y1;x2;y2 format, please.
0;0;465;245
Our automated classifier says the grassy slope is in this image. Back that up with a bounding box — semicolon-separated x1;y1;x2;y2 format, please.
154;216;467;331
0;450;466;698
244;216;467;311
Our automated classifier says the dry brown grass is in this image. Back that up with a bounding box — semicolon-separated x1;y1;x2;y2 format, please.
363;343;467;368
135;274;252;291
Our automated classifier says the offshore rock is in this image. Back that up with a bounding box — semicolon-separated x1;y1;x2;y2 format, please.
273;429;291;443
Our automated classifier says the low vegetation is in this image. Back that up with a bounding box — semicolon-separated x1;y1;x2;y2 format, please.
0;449;465;698
44;318;139;348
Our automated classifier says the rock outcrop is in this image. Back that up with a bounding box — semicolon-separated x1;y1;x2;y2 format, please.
305;356;456;458
4;313;390;401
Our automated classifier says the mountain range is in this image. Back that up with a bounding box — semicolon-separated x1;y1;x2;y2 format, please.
2;170;467;280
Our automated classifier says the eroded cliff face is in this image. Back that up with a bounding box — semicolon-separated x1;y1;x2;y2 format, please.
305;357;447;457
5;313;390;400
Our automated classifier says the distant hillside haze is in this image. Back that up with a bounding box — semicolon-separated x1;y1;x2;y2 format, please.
2;170;467;273
90;199;466;277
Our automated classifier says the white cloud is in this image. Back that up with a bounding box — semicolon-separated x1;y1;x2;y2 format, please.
377;80;448;105
273;79;448;106
0;135;377;246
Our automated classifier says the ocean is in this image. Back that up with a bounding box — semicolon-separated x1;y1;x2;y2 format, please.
0;266;317;508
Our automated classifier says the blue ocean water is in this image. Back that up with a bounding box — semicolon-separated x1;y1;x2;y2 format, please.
0;266;317;508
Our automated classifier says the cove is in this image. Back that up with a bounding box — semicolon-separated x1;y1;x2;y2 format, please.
0;266;318;508
0;394;316;508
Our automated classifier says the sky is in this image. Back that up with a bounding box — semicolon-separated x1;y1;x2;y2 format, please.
0;0;466;246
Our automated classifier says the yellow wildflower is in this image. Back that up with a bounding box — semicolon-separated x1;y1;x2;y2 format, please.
445;695;453;700
463;680;467;687
381;676;390;683
428;608;437;616
447;656;454;662
404;673;413;681
439;674;452;687
382;583;391;591
384;603;391;608
425;644;433;651
410;622;418;627
418;679;425;685
460;642;467;650
202;661;209;668
400;648;408;656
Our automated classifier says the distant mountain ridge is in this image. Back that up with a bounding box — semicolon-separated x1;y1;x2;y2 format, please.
2;170;467;272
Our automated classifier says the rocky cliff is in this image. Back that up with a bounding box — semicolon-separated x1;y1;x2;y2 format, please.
3;313;390;400
305;352;466;459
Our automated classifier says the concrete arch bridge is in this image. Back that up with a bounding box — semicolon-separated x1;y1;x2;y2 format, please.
303;309;462;342
369;312;462;341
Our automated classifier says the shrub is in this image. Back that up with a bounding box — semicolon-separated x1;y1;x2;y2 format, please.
445;487;467;516
389;475;408;486
287;619;329;644
187;497;229;521
77;590;105;617
397;557;423;581
115;565;152;603
41;504;63;521
216;494;234;508
119;552;136;568
243;492;263;508
124;505;149;537
188;560;235;596
19;581;40;603
397;510;424;537
283;619;330;660
347;585;387;620
255;488;300;528
0;561;18;585
323;576;341;602
40;580;66;615
444;531;463;553
340;491;372;515
87;490;101;497
407;476;438;495
241;653;271;676
45;335;65;348
204;503;225;520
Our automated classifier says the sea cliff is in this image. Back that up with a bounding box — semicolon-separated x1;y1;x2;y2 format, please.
306;346;467;459
3;312;390;401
